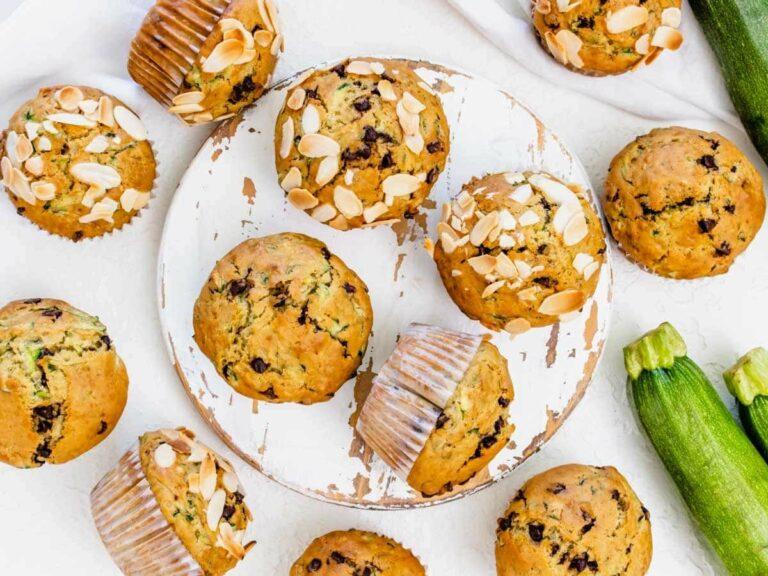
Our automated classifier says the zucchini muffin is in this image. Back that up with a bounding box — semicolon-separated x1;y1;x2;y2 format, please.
496;464;652;576
129;0;283;125
193;233;373;404
91;427;254;575
0;298;127;468
357;324;514;497
604;127;765;279
1;85;155;240
290;530;425;576
275;58;450;230
532;0;683;75
432;171;606;337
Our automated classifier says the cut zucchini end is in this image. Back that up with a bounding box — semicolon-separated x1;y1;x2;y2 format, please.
623;322;687;380
724;347;768;406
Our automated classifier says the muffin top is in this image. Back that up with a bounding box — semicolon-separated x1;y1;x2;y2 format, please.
532;0;683;75
604;127;765;279
433;171;606;334
496;464;652;576
408;340;514;496
193;233;373;404
290;530;426;576
1;85;155;241
0;298;127;468
139;428;254;575
275;57;450;230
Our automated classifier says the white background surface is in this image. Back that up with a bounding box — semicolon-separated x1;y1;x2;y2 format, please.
0;0;765;574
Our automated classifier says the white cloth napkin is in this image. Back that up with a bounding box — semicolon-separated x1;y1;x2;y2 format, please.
447;0;741;129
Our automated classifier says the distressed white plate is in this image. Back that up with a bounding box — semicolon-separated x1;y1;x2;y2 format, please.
158;59;612;509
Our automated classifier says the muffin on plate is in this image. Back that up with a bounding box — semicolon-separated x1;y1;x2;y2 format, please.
496;464;652;575
193;232;373;404
290;530;425;576
92;427;254;575
604;127;765;279
1;85;155;241
357;323;514;497
532;0;683;75
432;171;606;336
0;298;127;468
129;0;283;125
274;57;450;230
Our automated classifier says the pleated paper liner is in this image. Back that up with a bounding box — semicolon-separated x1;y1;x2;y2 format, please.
91;446;204;576
356;323;485;482
128;0;231;109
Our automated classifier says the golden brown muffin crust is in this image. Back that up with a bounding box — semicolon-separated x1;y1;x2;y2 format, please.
604;127;765;279
408;340;514;496
193;233;373;404
290;530;426;576
496;464;652;576
433;171;606;334
0;298;127;468
275;57;450;230
1;85;155;240
139;428;253;575
532;0;683;76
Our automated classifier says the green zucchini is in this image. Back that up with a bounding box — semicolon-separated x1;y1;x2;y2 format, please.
688;0;768;164
625;323;768;575
725;347;768;461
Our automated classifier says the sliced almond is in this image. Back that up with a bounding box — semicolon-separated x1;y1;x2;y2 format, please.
438;221;459;241
14;134;33;164
85;135;109;154
287;88;306;110
498;209;517;230
396;100;420;136
468;254;497;276
517;286;540;302
344;169;355;186
553;203;580;234
544;31;568;65
405;132;424;155
36;136;52;152
217;522;246;559
515;259;533;280
1;156;12;185
81;185;105;208
203;39;245;74
287;188;319;210
495;252;519;278
279;118;295;159
221;18;254;49
280;167;302;191
79;99;99;116
121;188;150;212
499;233;516;249
265;0;280;34
346;60;374;75
79;198;119;224
583;261;600;280
509;183;533;204
661;7;682;28
301;104;321;134
200;453;218;501
114;106;148;141
222;471;239;494
70;162;121;189
534;0;551;14
529;174;580;207
298;133;339;158
470;211;500;246
556;29;584;68
315;155;339;186
370;61;386;75
153;443;176;468
311;202;337;222
188;442;209;464
563;212;588;246
257;0;273;32
440;232;459;254
652;26;683;51
55;86;84;112
441;202;452;222
635;34;651;55
207;489;227;531
383;173;422;198
329;214;349;230
42;120;58;134
25;122;41;141
31;181;56;201
270;34;283;56
538;289;585;316
378;80;397;101
402;92;426;114
363;201;388;223
483;280;506;299
24;156;43;177
504;172;526;185
8;168;35;204
572;253;594;274
47;113;96;128
172;91;205;106
254;29;273;48
518;210;540;227
188;473;201;494
98;96;115;127
504;318;531;336
606;5;649;34
333;186;363;218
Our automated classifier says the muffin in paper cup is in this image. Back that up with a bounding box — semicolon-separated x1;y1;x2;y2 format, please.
1;85;157;242
357;323;515;496
128;0;284;126
91;427;254;575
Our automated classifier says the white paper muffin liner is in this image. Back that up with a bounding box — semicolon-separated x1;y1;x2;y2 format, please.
357;323;485;482
91;446;204;575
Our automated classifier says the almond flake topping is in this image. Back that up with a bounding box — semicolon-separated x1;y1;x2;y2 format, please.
14;134;34;164
606;5;649;34
510;183;533;204
315;155;339;186
203;39;246;74
287;88;306;110
333;186;363;218
556;30;584;68
280;167;302;191
218;523;247;559
563;212;588;246
518;210;540;227
538;289;585;316
153;443;176;468
47;113;97;128
344;169;355;186
55;86;84;111
221;18;254;50
114;106;148;141
79;197;118;224
98;96;115;127
270;34;283;56
81;185;105;208
504;172;526;185
534;0;552;14
470;211;500;246
370;61;386;75
515;259;533;280
172;91;205;106
1;156;12;185
31;181;56;201
7;167;35;204
405;132;425;155
25;122;41;141
298;133;340;158
36;136;52;152
42;120;58;134
24;156;43;177
661;7;682;28
483;280;506;299
120;188;150;212
635;34;651;55
652;26;684;51
85;135;109;154
200;452;218;501
329;215;348;231
254;29;273;48
70;162;121;189
280;118;295;159
499;234;516;249
583;261;600;281
378;80;397;101
396;100;420;136
544;31;568;66
505;318;531;336
495;253;518;278
207;489;227;531
287;188;319;210
311;203;337;222
302;104;321;134
79;99;99;116
572;253;594;274
265;0;280;34
346;60;375;75
402;92;426;114
363;201;388;223
257;0;273;32
222;471;239;494
468;254;497;275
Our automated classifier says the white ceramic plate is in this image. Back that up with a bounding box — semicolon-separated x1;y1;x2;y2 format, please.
157;58;612;509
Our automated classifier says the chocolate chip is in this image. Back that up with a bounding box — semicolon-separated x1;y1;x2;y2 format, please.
576;15;594;28
568;553;589;572
549;483;566;494
330;551;347;564
697;155;718;171
100;334;112;350
641;505;650;520
550;543;561;557
229;76;257;104
305;88;320;100
353;97;371;112
307;558;322;571
498;396;510;407
497;512;516;531
724;203;736;214
222;504;236;520
698;218;718;233
261;386;277;399
379;151;394;169
715;241;731;257
426;167;439;184
16;207;25;215
528;523;544;542
321;247;331;260
24;299;42;304
228;278;252;297
533;276;556;288
481;434;497;449
32;404;61;433
298;304;309;325
435;412;449;429
513;489;526;503
362;126;378;142
41;307;62;321
33;439;52;464
426;141;444;154
331;64;346;77
98;420;108;434
73;231;84;241
250;357;270;373
581;518;595;534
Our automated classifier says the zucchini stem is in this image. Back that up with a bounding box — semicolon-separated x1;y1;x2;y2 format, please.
623;322;687;379
724;348;768;406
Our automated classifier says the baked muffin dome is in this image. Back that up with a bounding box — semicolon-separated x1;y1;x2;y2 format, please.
1;85;155;240
92;427;254;575
358;324;514;497
275;57;450;230
0;298;127;468
290;530;425;576
604;127;765;279
129;0;283;125
533;0;683;75
193;233;373;404
496;464;652;576
433;171;606;336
